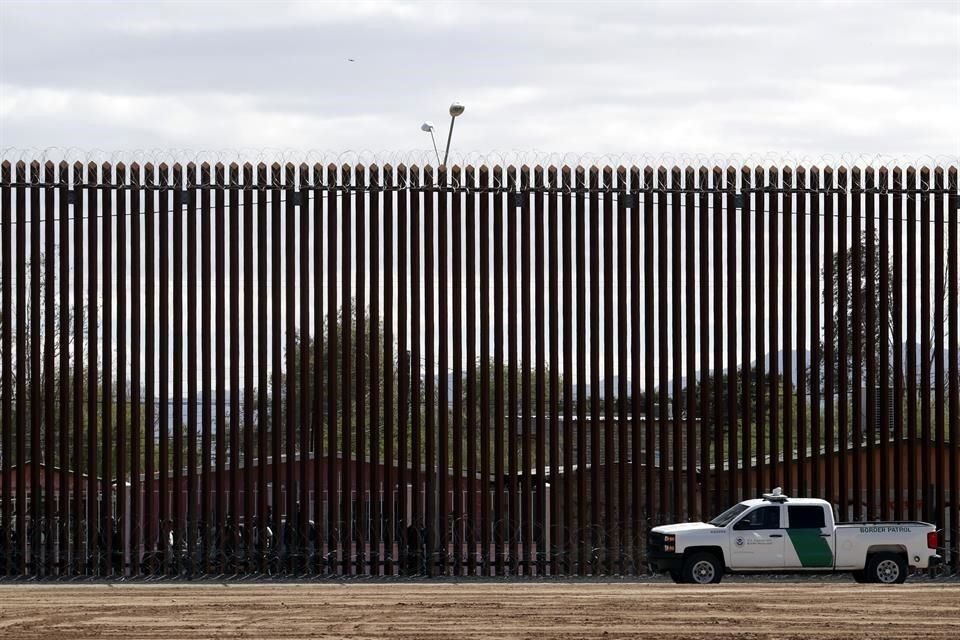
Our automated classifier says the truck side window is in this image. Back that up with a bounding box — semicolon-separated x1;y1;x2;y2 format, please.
733;506;781;530
788;505;826;529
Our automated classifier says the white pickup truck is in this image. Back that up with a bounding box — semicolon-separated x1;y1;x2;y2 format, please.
647;489;942;584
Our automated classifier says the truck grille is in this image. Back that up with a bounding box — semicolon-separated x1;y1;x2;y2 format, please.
647;531;665;555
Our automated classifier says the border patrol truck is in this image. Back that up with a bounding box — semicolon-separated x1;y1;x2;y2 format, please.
647;489;942;584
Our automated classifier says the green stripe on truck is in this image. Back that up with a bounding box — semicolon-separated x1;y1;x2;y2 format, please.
787;529;833;568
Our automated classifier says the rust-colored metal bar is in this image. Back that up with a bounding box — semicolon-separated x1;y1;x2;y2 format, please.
326;163;339;573
768;166;780;490
643;166;655;535
465;165;477;576
353;164;365;576
892;168;904;521
492;165;508;576
796;167;808;497
684;168;696;519
589;166;602;573
409;165;422;575
507;165;519;576
616;166;628;571
477;167;491;576
629;166;642;560
947;166;958;572
927;167;944;529
86;161;99;576
657;167;669;526
534;166;547;576
796;168;807;497
809;168;821;498
782;167;793;497
0;160;10;577
382;164;394;576
270;163;285;572
242;163;255;559
43;161;56;574
562;166;575;574
754;166;766;495
603;166;616;572
932;167;944;536
464;165;480;576
865;168;877;518
919;167;931;523
837;167;849;520
452;165;464;576
823;167;836;511
396;165;408;575
548;165;561;576
229;164;240;538
423;165;436;577
369;164;381;576
146;163;158;567
851;168;863;521
339;162;352;575
257;163;269;572
520;165;532;576
172;163;184;574
158;164;170;571
311;163;325;571
905;167;917;522
200;162;213;573
30;161;43;576
878;168;890;520
283;162;298;574
575;166;587;575
740;167;752;500
725;167;738;505
186;163;199;576
299;163;312;573
59;161;73;574
115;162;127;576
214;163;226;564
670;167;682;522
710;167;722;509
698;167;710;519
437;165;449;576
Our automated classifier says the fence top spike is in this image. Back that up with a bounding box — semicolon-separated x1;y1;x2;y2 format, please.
464;164;475;173
355;162;365;172
906;166;916;175
200;161;211;170
919;166;930;175
933;166;944;176
326;162;337;171
44;159;56;170
0;159;9;170
59;159;69;170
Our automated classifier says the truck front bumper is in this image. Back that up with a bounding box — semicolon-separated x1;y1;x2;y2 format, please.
647;551;684;574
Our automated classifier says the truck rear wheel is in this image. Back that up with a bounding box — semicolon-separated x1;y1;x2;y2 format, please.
682;552;722;585
866;552;908;584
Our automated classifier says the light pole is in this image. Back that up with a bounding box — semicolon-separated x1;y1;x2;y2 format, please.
420;122;441;167
443;102;465;166
420;102;465;167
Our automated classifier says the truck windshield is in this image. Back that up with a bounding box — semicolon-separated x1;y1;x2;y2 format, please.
709;503;749;527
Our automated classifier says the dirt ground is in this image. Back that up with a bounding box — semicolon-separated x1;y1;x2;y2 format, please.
0;581;958;639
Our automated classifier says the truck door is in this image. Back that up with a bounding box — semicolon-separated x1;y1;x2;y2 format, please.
729;505;785;569
785;504;834;568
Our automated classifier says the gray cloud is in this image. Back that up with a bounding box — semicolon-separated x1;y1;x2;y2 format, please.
1;0;958;158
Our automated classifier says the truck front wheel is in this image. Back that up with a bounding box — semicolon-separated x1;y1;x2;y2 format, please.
682;552;722;585
866;552;908;584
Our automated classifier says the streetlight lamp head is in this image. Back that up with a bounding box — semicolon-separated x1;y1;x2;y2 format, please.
420;121;435;132
448;102;465;117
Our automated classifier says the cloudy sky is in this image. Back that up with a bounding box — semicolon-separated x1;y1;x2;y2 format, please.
2;0;959;159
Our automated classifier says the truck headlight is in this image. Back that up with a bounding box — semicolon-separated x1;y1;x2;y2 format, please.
664;535;675;552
